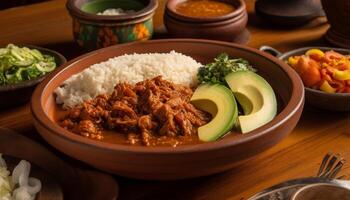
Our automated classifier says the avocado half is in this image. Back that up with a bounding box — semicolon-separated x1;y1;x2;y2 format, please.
190;84;238;142
225;71;277;133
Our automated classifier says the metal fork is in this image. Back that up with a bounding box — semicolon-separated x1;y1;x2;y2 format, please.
317;152;346;179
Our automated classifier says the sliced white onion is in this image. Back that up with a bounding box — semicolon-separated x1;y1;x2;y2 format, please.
26;178;41;195
12;186;34;200
12;160;30;188
0;168;10;179
18;172;28;187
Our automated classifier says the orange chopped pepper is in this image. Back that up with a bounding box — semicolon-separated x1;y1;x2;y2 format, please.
302;62;321;87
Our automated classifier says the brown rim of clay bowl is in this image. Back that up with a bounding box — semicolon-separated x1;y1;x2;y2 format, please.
0;44;66;92
66;0;158;23
164;11;247;27
166;0;246;23
31;39;304;154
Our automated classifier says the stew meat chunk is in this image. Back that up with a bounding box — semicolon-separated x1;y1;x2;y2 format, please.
59;76;211;147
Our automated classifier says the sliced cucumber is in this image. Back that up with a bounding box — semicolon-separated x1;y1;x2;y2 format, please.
30;49;44;60
15;67;26;81
0;69;5;85
0;48;8;56
10;59;33;67
35;61;56;72
10;48;25;61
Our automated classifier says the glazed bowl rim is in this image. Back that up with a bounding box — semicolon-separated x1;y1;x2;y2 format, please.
66;0;158;22
31;39;304;154
0;44;66;92
278;46;350;97
164;8;247;26
165;0;246;23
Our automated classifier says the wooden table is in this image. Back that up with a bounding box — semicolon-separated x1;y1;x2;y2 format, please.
1;0;350;199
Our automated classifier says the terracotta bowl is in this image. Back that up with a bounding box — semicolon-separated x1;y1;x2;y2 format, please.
0;45;66;109
164;0;248;42
260;45;350;111
31;39;304;180
66;0;158;50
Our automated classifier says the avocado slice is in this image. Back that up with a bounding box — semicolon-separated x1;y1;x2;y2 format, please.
190;84;238;142
225;71;277;134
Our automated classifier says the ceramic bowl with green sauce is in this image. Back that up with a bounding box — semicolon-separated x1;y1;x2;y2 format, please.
66;0;158;50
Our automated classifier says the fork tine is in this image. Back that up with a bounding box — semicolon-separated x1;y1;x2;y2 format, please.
318;153;345;178
323;158;344;178
320;154;339;178
317;152;332;177
328;160;345;179
320;153;339;177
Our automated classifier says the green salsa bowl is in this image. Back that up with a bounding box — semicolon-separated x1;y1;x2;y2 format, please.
66;0;158;50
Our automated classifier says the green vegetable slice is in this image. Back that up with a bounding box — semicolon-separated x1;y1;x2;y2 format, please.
30;49;44;60
15;67;26;81
5;66;19;84
23;65;43;79
10;58;33;67
35;60;56;72
0;48;8;57
0;69;5;85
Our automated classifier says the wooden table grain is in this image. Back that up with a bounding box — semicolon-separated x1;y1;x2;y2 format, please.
1;0;350;199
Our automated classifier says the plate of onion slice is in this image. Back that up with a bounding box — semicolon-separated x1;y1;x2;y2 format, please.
0;128;119;200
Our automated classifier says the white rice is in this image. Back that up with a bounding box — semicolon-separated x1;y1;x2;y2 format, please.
55;51;202;108
97;8;135;16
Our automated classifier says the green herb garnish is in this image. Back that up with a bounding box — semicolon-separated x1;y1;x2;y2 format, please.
197;53;256;85
0;44;56;85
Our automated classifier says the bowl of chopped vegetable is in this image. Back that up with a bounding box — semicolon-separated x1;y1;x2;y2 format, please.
260;46;350;111
0;44;66;108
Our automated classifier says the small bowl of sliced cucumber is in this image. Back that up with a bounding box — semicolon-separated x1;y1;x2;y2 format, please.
0;44;66;109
